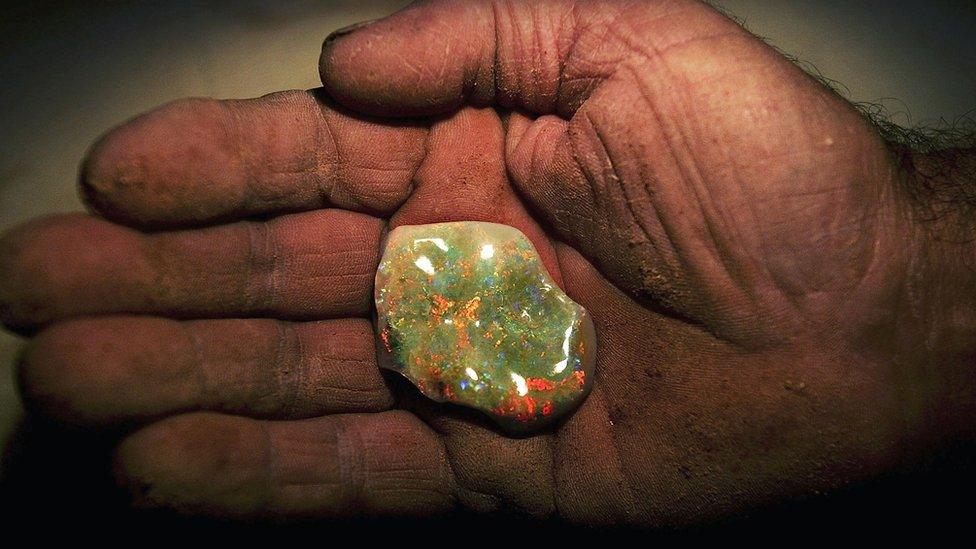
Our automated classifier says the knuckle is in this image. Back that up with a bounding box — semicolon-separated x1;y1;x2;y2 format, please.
291;320;394;415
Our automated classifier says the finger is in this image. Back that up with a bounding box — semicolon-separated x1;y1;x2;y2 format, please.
82;89;428;228
504;108;643;299
19;317;392;426
379;107;565;517
321;0;569;116
505;111;597;251
114;411;456;518
0;209;382;331
397;382;558;516
390;107;564;287
319;0;738;117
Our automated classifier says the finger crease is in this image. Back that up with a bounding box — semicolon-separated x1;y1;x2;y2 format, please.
272;321;305;416
244;221;280;313
314;107;341;208
183;323;214;407
336;417;367;510
223;102;258;213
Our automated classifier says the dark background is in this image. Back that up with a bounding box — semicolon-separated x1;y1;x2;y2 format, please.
1;0;974;537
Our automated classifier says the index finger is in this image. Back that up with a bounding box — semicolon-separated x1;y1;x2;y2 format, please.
82;89;428;228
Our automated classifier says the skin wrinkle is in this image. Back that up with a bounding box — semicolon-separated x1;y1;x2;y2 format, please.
8;0;973;525
622;49;774;339
613;25;796;330
306;99;331;208
575;111;627;232
336;416;367;511
273;419;356;505
556;3;635;114
545;417;559;519
626;61;740;300
540;141;607;238
494;3;524;109
809;135;882;295
567;105;722;341
742;101;828;306
694;87;797;316
274;93;330;187
155;233;213;314
136;233;166;314
266;222;283;315
314;104;342;209
222;100;259;214
565;120;599;213
607;65;725;312
596;360;642;520
564;5;623;78
848;174;906;333
560;114;601;227
611;15;741;68
729;158;857;304
265;96;418;211
75;214;373;322
259;419;278;514
244;221;273;314
271;411;469;509
183;321;213;411
527;5;543;109
272;321;302;417
270;423;323;496
535;4;567;112
524;117;547;217
541;133;596;238
558;9;618;111
496;1;522;108
594;109;687;305
374;415;457;511
593;110;664;259
428;423;464;510
482;1;499;106
734;80;881;307
551;2;577;115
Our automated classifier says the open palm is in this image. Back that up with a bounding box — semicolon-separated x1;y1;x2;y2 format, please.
0;0;955;526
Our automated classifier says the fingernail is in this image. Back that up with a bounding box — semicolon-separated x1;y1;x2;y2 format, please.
323;18;379;48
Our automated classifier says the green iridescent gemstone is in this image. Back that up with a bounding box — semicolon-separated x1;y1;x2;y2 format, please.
374;221;596;433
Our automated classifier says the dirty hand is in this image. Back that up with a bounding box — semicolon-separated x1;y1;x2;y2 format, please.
2;0;973;526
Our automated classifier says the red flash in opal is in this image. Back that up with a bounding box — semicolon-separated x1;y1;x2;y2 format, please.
374;221;596;434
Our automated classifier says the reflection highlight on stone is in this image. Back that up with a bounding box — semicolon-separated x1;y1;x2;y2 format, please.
374;221;596;433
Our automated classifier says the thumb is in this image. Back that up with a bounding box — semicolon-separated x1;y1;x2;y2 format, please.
318;0;742;286
320;0;608;117
319;0;881;345
320;0;754;118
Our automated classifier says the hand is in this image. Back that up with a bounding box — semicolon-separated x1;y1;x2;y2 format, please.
2;0;972;526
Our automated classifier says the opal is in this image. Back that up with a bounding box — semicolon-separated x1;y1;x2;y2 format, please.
374;221;595;433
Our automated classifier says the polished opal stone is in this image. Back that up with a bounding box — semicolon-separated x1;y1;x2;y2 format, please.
374;221;595;433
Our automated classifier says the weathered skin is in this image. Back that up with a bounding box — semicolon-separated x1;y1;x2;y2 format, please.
1;0;974;527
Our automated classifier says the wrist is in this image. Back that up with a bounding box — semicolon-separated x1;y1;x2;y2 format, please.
894;145;976;452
